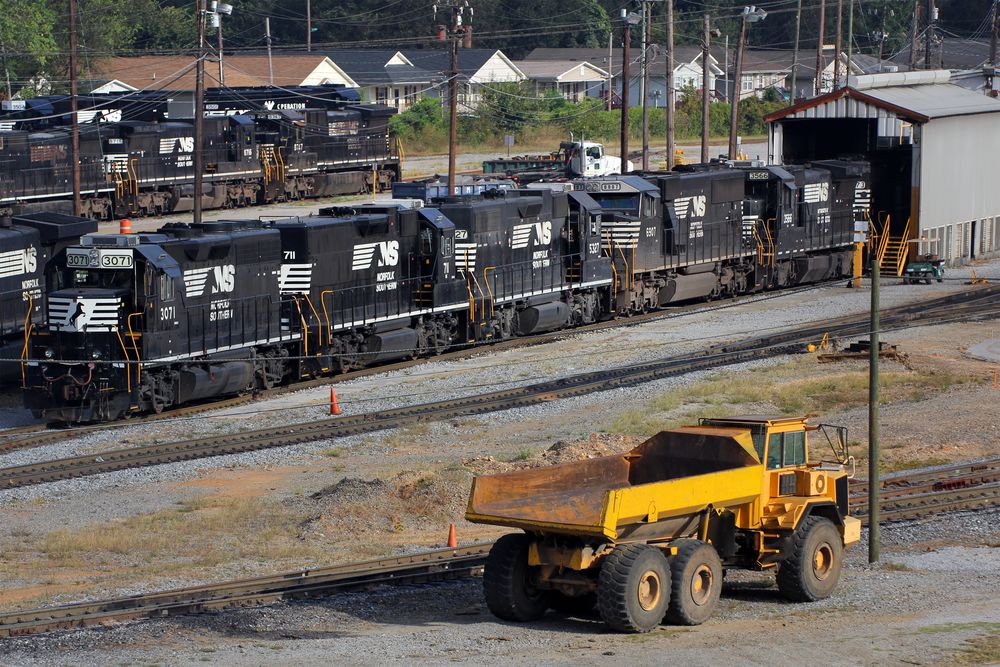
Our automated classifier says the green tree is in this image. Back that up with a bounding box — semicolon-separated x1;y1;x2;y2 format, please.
0;1;57;99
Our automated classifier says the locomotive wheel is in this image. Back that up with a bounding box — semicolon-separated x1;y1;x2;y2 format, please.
483;534;549;622
665;539;723;626
597;543;670;633
776;516;843;602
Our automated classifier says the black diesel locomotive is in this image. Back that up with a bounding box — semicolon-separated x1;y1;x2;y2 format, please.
0;85;399;220
24;159;870;422
0;212;96;384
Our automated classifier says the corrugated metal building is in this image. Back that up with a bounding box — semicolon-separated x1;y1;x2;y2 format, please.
765;70;1000;266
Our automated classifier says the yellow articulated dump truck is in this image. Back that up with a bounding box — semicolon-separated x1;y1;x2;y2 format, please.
465;416;860;633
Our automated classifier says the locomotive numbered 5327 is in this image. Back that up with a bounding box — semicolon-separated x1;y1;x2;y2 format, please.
24;160;870;422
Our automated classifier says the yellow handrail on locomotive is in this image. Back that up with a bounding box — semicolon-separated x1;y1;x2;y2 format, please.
115;328;133;394
483;266;497;320
467;269;486;325
19;293;33;388
603;235;617;294
292;296;309;356
303;293;323;355
320;290;334;346
128;158;139;196
126;312;143;385
276;145;286;183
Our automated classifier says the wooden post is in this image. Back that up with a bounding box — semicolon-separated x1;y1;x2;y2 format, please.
868;251;881;563
665;0;675;169
701;14;710;163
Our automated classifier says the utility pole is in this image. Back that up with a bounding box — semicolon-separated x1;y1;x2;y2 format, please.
307;0;312;52
833;0;842;90
816;0;826;96
701;14;710;163
925;0;935;69
909;2;921;69
640;3;649;171
665;0;675;169
216;10;225;86
1;40;12;101
790;0;802;103
69;0;81;216
620;9;633;169
847;0;854;84
441;1;472;195
194;0;207;225
607;32;613;111
991;0;998;66
868;249;881;564
728;14;747;159
266;18;274;84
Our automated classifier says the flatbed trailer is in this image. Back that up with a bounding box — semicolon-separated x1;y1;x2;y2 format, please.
466;416;860;632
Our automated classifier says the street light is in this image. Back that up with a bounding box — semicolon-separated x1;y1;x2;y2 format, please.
209;1;234;86
728;5;766;160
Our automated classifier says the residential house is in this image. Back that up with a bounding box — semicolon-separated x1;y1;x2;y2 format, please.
514;60;608;102
92;55;356;91
400;49;524;111
525;47;724;107
323;50;436;111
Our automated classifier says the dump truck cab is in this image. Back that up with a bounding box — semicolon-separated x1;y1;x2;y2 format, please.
467;415;859;633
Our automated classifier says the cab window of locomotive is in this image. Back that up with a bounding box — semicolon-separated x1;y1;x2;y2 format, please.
590;214;599;235
159;275;175;301
419;228;433;255
592;195;639;211
69;268;133;289
441;236;453;257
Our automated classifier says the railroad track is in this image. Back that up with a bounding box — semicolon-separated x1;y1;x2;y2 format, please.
2;462;999;638
0;545;490;638
1;286;997;490
0;280;844;455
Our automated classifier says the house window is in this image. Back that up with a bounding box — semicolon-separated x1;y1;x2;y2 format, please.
376;87;387;104
741;75;753;92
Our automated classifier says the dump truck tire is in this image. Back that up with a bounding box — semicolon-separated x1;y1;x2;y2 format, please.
777;516;843;602
665;539;723;626
548;592;597;616
483;533;549;622
597;544;671;633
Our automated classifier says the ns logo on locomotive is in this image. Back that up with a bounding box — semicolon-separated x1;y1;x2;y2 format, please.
22;159;871;423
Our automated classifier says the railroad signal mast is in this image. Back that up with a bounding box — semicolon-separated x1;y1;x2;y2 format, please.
435;1;473;196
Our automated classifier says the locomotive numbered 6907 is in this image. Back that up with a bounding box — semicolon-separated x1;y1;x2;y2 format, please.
24;160;870;422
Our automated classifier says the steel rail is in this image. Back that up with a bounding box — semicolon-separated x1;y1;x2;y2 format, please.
1;288;998;490
2;472;999;638
0;544;490;638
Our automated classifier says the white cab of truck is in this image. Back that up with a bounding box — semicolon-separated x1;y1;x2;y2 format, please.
568;141;633;177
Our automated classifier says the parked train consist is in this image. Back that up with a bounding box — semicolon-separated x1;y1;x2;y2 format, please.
23;160;870;422
0;85;399;220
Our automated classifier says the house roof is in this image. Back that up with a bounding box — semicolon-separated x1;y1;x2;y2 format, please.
892;38;991;70
765;72;1000;124
515;60;608;81
323;49;436;85
401;49;517;77
93;55;353;90
524;47;726;78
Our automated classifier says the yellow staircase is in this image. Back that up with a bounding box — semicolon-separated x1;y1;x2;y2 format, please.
877;216;916;277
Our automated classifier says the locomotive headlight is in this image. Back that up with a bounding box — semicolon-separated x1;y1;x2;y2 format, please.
91;350;102;360
43;349;54;359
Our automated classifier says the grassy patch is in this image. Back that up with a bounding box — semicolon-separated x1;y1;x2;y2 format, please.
918;622;1000;635
38;496;326;572
881;457;952;474
954;631;1000;664
508;449;534;462
606;357;975;437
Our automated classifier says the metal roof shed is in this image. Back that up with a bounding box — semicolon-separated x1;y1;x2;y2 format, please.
765;71;1000;265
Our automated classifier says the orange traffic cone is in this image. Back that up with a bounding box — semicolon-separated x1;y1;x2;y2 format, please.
447;522;457;548
119;218;132;234
329;387;342;415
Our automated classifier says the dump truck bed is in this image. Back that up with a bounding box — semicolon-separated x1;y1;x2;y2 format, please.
466;427;765;540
